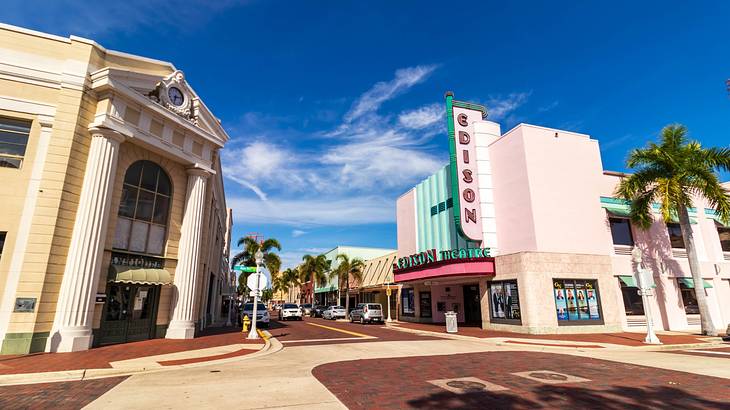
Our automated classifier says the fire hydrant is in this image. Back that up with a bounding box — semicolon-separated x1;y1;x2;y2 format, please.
242;315;251;333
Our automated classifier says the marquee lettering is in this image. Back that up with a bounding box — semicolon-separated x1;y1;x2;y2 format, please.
462;169;473;183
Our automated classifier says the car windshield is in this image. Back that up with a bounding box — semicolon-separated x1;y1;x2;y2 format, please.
243;304;267;311
283;304;298;309
367;304;382;310
331;306;344;310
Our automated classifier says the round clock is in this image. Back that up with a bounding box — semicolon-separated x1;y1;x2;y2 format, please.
167;87;185;106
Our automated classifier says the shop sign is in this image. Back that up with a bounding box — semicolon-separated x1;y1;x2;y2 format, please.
446;92;487;242
394;247;491;271
111;252;165;269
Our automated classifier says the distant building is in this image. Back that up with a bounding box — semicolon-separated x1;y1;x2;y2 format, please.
0;24;233;353
395;93;730;334
314;246;395;306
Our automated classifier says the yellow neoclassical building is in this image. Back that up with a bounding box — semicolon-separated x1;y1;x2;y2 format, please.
0;23;235;354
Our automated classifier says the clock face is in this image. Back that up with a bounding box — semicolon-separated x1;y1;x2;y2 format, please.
167;87;184;106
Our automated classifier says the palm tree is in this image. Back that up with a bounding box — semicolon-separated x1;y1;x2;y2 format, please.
329;254;365;318
616;124;730;336
231;237;281;295
299;254;331;303
281;267;301;303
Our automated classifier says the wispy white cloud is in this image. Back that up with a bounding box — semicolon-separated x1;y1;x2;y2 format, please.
292;229;307;237
485;92;531;121
228;196;394;227
1;0;251;37
343;65;438;124
398;103;443;130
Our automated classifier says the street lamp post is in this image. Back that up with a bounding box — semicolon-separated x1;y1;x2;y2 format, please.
247;250;264;340
632;247;661;344
386;283;393;323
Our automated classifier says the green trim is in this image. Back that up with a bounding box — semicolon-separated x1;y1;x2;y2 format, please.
601;197;697;223
446;93;463;241
1;331;49;355
451;100;488;118
617;275;637;287
315;285;337;293
677;277;713;289
603;204;631;217
705;208;729;227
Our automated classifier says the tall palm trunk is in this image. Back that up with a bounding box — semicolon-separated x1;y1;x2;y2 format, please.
679;206;716;336
344;273;350;319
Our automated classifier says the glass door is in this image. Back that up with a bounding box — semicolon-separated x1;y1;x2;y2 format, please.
99;284;159;346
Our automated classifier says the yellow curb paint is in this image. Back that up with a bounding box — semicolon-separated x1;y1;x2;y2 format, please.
257;329;269;341
306;322;371;338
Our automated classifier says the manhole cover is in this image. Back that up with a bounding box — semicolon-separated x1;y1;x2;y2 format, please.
446;380;486;392
528;372;568;381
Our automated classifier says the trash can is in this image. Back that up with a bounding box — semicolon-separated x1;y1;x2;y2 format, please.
445;311;458;333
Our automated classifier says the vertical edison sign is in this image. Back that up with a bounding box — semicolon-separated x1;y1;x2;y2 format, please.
446;92;487;241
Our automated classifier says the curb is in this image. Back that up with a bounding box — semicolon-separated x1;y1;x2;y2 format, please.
384;322;728;352
0;332;280;387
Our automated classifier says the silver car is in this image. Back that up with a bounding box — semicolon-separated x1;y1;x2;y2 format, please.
350;303;383;324
323;305;346;320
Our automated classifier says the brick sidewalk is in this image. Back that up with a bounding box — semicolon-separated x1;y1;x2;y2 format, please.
0;376;128;409
313;351;730;409
0;326;259;375
392;321;720;346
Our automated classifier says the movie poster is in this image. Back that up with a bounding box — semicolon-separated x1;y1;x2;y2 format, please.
565;283;579;320
575;282;589;320
504;282;520;319
586;288;600;319
490;284;505;319
554;284;568;321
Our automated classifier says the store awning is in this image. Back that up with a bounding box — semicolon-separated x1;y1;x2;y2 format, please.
108;265;172;285
604;204;631;217
617;275;637;287
666;212;698;225
617;275;656;288
676;277;713;289
706;211;729;227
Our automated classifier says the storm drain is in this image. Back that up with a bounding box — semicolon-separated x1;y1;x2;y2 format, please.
428;377;509;394
511;370;590;384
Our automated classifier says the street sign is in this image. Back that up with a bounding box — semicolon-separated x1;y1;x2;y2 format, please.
246;272;268;292
386;288;392;296
233;265;257;273
249;290;262;297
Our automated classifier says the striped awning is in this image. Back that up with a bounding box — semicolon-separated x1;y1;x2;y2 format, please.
108;265;172;285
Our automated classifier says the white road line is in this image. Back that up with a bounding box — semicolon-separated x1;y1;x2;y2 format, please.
684;350;730;356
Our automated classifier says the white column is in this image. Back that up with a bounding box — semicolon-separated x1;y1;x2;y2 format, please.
166;169;209;339
50;128;124;352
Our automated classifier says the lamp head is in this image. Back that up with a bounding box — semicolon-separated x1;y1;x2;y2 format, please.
255;250;264;265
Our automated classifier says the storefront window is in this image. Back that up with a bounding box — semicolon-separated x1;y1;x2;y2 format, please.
553;279;602;324
717;226;730;252
419;291;432;318
618;279;644;316
609;218;634;246
666;223;685;249
489;280;521;324
113;161;171;256
401;288;415;316
678;281;699;314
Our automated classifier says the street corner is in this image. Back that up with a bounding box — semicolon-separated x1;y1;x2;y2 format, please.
312;351;730;409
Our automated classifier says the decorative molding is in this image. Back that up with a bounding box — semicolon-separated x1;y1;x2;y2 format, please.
147;70;198;125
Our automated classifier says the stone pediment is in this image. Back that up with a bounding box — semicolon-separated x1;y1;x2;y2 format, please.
90;67;229;148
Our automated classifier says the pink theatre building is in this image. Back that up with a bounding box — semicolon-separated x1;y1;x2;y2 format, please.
394;92;730;334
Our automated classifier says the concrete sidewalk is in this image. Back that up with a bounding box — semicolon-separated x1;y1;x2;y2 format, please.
0;327;274;386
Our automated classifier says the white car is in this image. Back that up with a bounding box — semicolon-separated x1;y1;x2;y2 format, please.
241;303;270;327
323;305;346;320
280;303;303;321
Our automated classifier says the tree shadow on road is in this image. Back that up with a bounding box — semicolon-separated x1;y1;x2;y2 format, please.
406;384;729;410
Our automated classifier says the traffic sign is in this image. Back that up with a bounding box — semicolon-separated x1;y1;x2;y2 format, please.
233;265;257;273
246;272;268;292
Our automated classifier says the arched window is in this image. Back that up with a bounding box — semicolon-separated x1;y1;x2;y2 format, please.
113;160;172;255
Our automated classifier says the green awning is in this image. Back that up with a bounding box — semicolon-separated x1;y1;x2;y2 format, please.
617;274;656;288
617;275;637;287
666;212;698;225
604;204;631;217
676;277;713;289
705;209;729;227
108;265;172;285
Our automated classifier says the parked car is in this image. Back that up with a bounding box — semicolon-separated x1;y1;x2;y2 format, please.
300;303;313;316
280;303;303;321
241;303;270;327
323;305;346;320
312;305;326;317
350;303;384;324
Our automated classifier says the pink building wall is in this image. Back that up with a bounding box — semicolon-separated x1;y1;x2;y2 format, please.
490;124;608;256
429;284;465;323
396;189;417;258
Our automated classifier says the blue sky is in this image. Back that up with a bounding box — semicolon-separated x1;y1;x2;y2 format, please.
3;1;730;268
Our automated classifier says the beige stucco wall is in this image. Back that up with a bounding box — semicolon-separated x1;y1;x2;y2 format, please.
485;251;623;334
